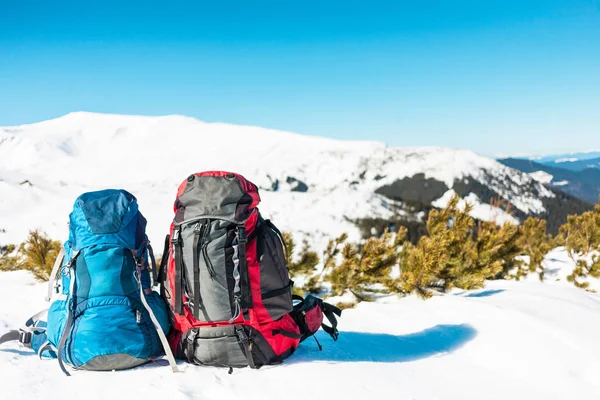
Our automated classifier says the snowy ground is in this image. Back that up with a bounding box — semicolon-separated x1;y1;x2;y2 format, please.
2;249;600;400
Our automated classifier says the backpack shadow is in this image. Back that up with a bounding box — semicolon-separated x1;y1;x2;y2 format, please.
0;347;35;357
464;289;506;298
290;323;477;363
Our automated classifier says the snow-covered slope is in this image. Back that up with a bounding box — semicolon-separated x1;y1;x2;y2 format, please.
0;112;574;249
2;251;600;399
529;170;554;184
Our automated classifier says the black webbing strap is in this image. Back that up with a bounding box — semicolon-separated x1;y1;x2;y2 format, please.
261;280;294;300
186;329;198;364
172;229;184;315
292;294;304;302
237;225;253;310
158;234;170;286
148;243;158;287
235;326;257;369
192;224;202;319
272;329;303;339
264;219;287;258
320;302;342;341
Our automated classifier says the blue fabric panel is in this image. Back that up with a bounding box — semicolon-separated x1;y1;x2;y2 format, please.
145;292;171;334
68;189;145;252
80;190;133;234
46;299;68;350
66;296;159;366
30;321;57;359
76;245;138;298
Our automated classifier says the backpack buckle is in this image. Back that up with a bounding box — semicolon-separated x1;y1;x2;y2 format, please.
237;227;247;244
19;330;33;347
171;229;180;243
331;329;339;341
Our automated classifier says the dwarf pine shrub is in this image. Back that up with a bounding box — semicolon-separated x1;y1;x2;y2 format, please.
0;230;62;281
560;204;600;289
514;217;552;281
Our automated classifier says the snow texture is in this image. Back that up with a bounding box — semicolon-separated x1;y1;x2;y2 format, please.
529;170;554;184
2;249;600;399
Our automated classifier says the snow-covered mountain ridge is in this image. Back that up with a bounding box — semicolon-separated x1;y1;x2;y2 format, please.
0;112;589;248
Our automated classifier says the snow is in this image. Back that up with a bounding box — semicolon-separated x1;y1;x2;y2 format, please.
2;250;600;399
432;190;520;225
534;247;600;292
0;112;554;253
555;158;579;163
553;180;569;187
529;170;553;184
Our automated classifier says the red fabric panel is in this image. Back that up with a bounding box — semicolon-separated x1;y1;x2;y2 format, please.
305;305;324;334
257;314;301;356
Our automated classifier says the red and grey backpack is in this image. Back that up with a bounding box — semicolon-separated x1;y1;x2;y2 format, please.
158;171;341;369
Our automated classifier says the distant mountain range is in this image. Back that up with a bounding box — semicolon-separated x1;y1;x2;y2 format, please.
542;157;600;172
528;151;600;172
499;157;600;205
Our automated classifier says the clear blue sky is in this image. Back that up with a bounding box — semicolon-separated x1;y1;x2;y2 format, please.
1;1;599;156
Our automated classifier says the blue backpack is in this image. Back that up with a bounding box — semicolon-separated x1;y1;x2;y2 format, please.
0;189;178;375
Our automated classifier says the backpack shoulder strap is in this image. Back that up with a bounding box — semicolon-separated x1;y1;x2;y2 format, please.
131;251;179;373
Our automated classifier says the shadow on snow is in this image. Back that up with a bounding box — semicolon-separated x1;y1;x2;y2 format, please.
465;289;506;298
290;323;477;363
1;325;478;365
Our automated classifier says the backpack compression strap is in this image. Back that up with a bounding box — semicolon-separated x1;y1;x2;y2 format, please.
320;302;342;341
171;228;185;315
45;247;66;302
157;234;170;287
147;243;158;287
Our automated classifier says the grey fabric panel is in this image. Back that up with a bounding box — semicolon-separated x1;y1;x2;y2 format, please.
177;175;247;223
181;219;233;322
80;354;148;371
258;227;293;320
189;326;248;368
262;289;293;320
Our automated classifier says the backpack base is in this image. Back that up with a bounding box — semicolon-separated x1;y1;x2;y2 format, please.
79;354;150;371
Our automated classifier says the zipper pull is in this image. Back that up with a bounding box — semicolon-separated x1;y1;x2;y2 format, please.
136;310;142;323
194;222;201;234
228;296;241;324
